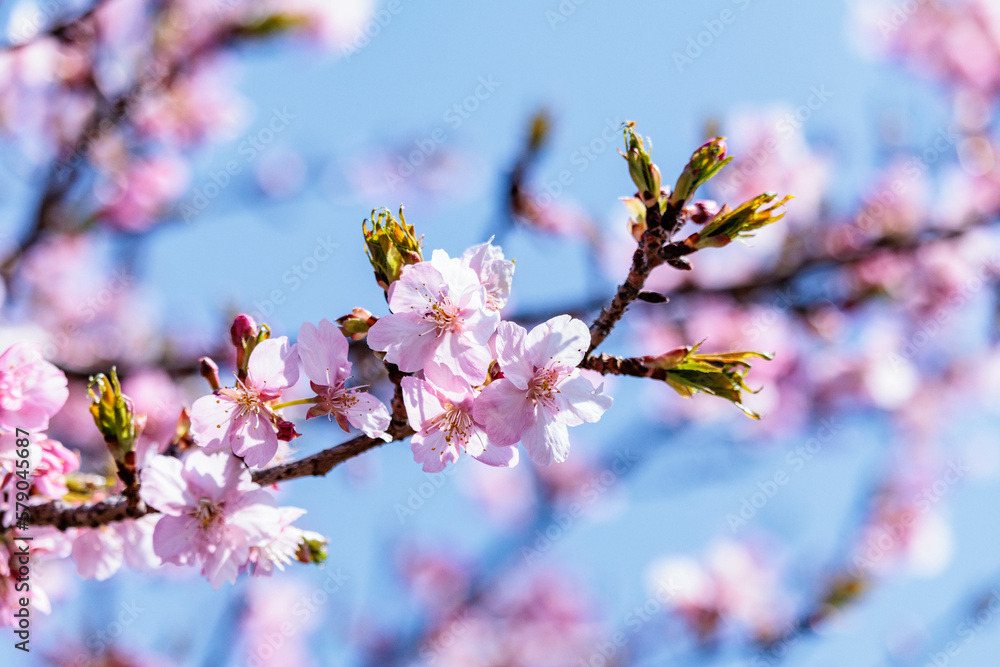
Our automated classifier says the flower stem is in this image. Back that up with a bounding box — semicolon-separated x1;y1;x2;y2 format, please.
271;397;320;410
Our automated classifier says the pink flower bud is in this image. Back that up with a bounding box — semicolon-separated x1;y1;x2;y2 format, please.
277;420;300;442
230;314;258;347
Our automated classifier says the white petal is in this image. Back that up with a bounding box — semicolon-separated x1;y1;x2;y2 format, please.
521;417;570;466
525;315;590;368
555;374;613;426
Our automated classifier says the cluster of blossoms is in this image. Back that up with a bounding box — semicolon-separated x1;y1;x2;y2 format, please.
0;226;617;627
0;337;330;625
0;114;804;664
646;540;791;643
366;240;613;471
0;235;615;621
185;233;613;473
0;342;71;624
189;319;391;469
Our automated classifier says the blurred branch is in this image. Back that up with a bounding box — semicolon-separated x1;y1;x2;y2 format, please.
0;0;109;51
0;4;248;283
673;215;1000;305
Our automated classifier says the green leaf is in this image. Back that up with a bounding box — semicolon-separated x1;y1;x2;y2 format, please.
642;343;774;419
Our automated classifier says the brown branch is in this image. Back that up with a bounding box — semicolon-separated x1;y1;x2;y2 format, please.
580;353;668;381
24;370;415;530
24;428;415;530
24;495;148;531
1;6;239;282
587;200;689;354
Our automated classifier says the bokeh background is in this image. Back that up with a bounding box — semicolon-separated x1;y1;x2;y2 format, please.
2;0;1000;665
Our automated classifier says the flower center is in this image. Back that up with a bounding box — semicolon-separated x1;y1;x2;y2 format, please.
229;379;263;416
528;366;565;410
321;385;361;414
424;297;462;335
194;498;221;529
432;402;474;445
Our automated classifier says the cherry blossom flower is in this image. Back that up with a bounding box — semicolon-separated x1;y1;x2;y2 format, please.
474;316;612;465
367;251;500;382
298;319;391;440
0;341;69;432
646;539;790;641
0;431;79;508
246;506;325;577
460;240;515;311
0;528;71;628
70;515;162;581
189;337;299;468
28;436;80;500
402;362;518;472
140;451;281;588
98;153;191;232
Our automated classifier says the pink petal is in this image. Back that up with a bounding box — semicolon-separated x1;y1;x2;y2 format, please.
525;315;590;369
201;540;247;589
230;411;280;468
473;440;520;468
411;430;460;472
493;321;531;389
437;332;492;385
402;377;445;431
422;362;473;403
189;393;238;451
367;312;439;372
342;390;392;441
461;423;489;458
139;455;190;514
520;416;571;466
428;250;484;295
228;489;281;544
460;299;501;346
473;379;531;447
386;262;446;313
152;513;200;564
297;319;351;386
0;342;68;431
71;527;124;580
247;337;299;398
120;515;161;570
183;450;251;504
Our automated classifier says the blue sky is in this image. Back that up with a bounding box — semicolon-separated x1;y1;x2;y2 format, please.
4;0;1000;665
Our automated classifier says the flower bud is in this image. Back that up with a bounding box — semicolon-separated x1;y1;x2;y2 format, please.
199;357;221;391
277;419;300;442
337;307;378;341
621;196;648;242
88;368;140;463
296;532;329;565
640;346;693;371
363;206;423;292
683;192;792;250
231;315;270;381
620;122;662;205
670;137;732;207
686;200;721;225
230;314;258;348
641;345;773;419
